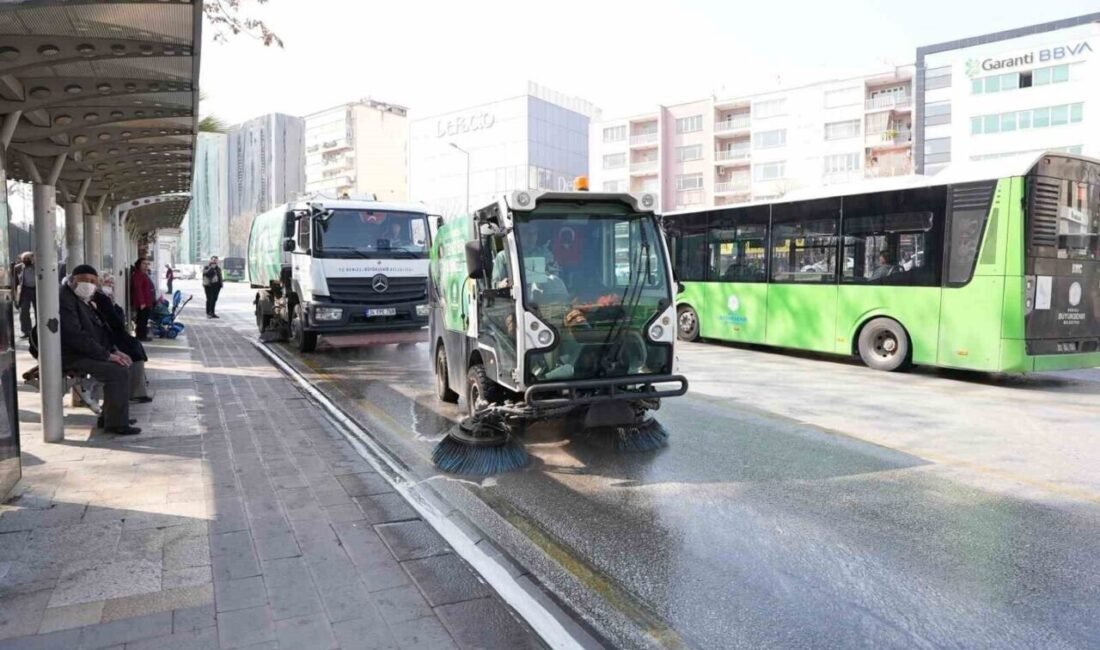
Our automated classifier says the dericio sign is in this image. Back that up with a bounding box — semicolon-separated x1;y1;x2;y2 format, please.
965;40;1093;76
437;112;496;138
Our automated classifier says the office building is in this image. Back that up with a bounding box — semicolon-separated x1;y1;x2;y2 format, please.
590;67;915;212
181;132;229;263
409;82;596;217
226;113;305;257
915;13;1100;174
304;98;409;201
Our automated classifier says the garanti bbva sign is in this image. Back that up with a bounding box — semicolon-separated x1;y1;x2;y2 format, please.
965;40;1093;77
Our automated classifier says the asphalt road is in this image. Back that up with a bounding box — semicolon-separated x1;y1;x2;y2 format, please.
190;279;1100;649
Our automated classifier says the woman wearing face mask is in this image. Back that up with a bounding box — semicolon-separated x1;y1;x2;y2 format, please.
93;276;152;404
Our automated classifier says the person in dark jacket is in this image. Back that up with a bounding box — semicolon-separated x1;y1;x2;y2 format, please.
61;265;140;435
202;256;223;318
15;252;36;339
130;257;155;341
165;264;174;296
95;276;152;404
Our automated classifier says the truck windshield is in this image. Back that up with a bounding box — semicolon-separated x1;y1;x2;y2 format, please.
316;209;429;258
512;202;672;383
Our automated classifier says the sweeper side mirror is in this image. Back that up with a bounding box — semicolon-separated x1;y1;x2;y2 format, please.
465;241;485;279
283;238;295;253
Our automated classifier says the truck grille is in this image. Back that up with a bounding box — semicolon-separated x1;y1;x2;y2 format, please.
325;277;427;305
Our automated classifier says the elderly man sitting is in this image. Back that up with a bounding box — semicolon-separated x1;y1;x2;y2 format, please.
60;265;141;436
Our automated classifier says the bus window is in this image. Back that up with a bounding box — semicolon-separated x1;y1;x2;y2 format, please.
708;205;769;282
771;198;840;283
946;182;996;286
841;187;945;287
1054;180;1099;260
665;214;709;281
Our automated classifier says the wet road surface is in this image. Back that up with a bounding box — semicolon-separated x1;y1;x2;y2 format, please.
199;280;1100;649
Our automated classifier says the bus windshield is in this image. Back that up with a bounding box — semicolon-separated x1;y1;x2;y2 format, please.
511;203;672;383
316;209;429;258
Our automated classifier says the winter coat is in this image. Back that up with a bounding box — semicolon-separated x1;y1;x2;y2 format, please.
131;268;155;309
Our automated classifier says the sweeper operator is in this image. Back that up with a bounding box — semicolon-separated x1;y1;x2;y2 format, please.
428;177;689;474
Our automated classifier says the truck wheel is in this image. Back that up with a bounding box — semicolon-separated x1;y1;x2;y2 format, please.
255;304;271;334
677;305;700;342
291;304;318;353
435;344;459;403
857;317;910;372
466;365;502;418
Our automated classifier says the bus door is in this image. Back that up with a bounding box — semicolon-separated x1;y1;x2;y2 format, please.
765;198;841;353
707;206;769;343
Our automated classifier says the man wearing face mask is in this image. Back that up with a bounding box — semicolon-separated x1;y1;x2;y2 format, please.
93;276;152;404
60;265;141;436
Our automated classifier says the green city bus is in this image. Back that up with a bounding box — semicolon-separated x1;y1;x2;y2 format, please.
665;152;1100;373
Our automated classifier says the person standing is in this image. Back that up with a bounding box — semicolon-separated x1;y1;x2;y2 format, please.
130;257;155;341
165;264;175;297
203;256;223;319
16;252;36;339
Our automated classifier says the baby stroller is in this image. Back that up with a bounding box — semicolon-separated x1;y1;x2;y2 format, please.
151;290;191;339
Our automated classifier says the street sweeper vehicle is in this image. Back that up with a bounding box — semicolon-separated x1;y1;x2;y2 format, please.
249;194;432;352
429;178;689;474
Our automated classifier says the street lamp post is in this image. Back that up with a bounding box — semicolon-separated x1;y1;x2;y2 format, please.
448;142;470;215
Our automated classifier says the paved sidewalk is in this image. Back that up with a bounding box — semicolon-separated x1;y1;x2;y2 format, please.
0;321;543;649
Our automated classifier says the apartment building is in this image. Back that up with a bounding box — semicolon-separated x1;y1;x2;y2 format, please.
915;13;1100;174
590;67;915;212
304;98;409;200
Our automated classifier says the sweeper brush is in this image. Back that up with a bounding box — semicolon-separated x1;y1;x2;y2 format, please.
431;409;529;475
613;417;670;452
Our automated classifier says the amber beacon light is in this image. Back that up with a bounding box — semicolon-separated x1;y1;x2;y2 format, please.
573;176;589;191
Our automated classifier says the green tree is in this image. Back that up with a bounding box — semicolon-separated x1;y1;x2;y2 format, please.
204;0;284;48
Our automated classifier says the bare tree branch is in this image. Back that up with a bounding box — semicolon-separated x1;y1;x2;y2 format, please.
204;0;284;48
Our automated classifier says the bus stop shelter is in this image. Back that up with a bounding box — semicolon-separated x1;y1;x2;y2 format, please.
0;0;202;499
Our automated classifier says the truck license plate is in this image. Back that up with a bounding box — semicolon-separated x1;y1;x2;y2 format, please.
366;308;396;317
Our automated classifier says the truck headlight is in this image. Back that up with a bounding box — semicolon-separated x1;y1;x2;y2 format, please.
416;304;429;317
314;307;343;322
648;312;673;342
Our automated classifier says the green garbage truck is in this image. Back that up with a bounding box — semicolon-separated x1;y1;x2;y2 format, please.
429;179;688;456
249;195;432;352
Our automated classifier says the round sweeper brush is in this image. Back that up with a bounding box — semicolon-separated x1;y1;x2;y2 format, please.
431;410;529;475
612;416;670;452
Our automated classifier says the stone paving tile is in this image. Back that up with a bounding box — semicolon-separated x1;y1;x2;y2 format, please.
274;613;338;649
123;626;219;650
435;598;544;650
214;576;267;613
354;493;419;525
75;610;172;649
375;521;452;562
99;584;212;622
216;605;276;649
389;616;459;650
372;584;435;626
0;590;51;641
402;554;494;607
336;472;392;498
0;628;82;650
330;616;399;650
36;600;105;634
170;604;215;634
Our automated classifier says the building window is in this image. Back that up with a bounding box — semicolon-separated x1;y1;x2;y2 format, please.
823;153;861;174
603;180;625;192
677;144;703;162
924;101;952;127
971;103;1084;135
602;153;626;169
753;129;786;149
824;87;861;109
602;126;626;143
753;161;786;182
972;64;1070;94
925;66;952;90
676;115;703;134
676;173;703;191
824;119;860;141
924;137;951;165
752;99;787;119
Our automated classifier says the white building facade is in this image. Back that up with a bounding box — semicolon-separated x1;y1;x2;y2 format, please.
304;99;408;201
915;13;1100;174
409;83;596;217
589;67;915;212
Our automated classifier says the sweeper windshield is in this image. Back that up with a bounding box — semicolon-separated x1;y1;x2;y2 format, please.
512;202;673;384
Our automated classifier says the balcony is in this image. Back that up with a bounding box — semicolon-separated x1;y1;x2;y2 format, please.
630;160;659;174
676;189;705;208
865;95;912;111
715;148;751;164
865;160;912;178
715;116;751;132
630;132;659;147
715;178;751;194
865;129;912;149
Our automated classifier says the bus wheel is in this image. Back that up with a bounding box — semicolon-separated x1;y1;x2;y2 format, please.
435;344;459;403
677;306;700;342
858;318;910;372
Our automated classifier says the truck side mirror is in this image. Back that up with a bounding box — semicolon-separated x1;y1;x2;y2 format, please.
465;241;484;279
283;212;295;238
283;238;295;253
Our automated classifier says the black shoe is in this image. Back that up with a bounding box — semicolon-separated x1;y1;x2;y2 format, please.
98;416;138;428
131;396;153;404
105;426;141;436
210;314;220;319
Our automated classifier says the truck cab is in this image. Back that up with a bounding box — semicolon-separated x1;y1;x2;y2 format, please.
250;195;432;352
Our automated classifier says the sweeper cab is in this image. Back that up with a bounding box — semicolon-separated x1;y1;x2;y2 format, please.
428;177;689;474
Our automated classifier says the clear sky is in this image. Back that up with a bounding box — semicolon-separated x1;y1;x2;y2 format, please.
199;1;1100;124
